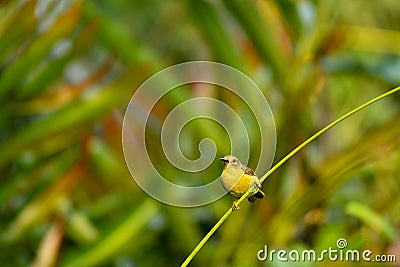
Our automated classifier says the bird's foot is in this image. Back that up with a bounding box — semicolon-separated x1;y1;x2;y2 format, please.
231;201;240;211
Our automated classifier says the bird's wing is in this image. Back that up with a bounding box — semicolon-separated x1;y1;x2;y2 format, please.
242;165;255;176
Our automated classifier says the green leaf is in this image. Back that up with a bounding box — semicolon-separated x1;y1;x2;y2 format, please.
346;201;397;242
60;200;158;267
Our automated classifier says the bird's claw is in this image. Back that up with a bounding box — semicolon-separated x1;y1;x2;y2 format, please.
232;202;240;211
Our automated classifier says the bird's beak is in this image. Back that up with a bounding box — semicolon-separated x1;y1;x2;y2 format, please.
219;157;229;163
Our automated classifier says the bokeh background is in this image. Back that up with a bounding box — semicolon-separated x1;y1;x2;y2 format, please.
1;0;400;266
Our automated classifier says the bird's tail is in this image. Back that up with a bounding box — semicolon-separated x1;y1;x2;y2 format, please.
248;190;265;203
255;190;265;199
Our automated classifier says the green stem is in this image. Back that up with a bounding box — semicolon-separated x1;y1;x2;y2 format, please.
180;208;233;267
260;85;400;184
180;86;400;267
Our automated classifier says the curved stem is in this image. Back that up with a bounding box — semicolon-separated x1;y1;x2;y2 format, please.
260;85;400;184
180;86;400;267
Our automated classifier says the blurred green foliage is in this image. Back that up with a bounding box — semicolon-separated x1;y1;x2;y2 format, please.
0;0;399;266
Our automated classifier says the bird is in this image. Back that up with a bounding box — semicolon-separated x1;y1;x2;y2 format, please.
219;155;265;211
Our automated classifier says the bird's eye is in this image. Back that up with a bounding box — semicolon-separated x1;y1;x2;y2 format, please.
231;159;237;165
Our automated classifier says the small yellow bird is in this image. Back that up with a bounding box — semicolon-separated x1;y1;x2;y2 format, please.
219;155;265;210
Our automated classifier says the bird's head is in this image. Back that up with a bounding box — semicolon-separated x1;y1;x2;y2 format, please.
219;155;241;166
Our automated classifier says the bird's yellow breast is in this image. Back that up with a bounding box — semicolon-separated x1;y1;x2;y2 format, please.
220;167;258;198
